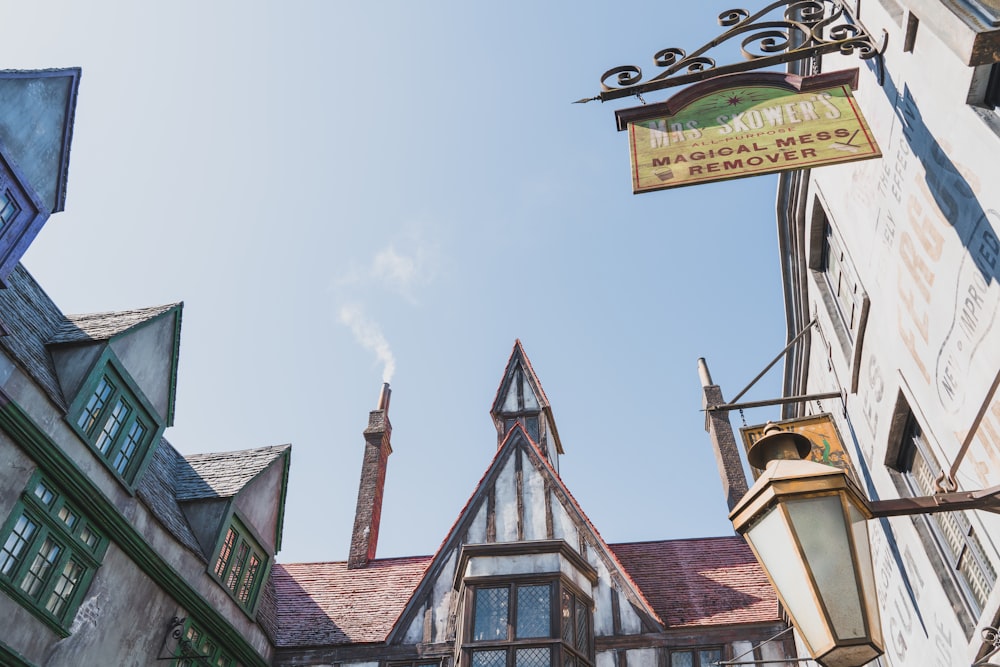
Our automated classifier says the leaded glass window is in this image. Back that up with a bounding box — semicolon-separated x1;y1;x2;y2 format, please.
669;649;722;667
465;580;591;667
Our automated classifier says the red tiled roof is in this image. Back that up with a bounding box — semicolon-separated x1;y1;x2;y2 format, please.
272;556;432;647
609;537;779;628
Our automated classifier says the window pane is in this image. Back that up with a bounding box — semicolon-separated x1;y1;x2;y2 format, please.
225;541;250;593
21;537;61;598
114;420;145;474
698;650;721;666
33;482;55;506
45;559;84;617
516;584;551;638
574;599;588;654
77;377;113;433
214;528;237;578
515;648;551;667
1;514;38;575
96;399;130;455
238;553;262;605
561;590;574;644
472;650;507;667
670;653;693;667
58;505;78;529
0;189;19;227
474;587;509;641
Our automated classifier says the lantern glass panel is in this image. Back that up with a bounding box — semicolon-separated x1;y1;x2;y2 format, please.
786;495;866;640
745;505;829;648
849;502;881;640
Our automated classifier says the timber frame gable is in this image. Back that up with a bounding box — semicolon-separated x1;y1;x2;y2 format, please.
385;422;664;653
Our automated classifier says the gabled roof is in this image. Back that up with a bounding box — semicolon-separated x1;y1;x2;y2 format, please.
175;444;291;501
383;423;665;645
272;557;432;647
48;303;180;344
610;538;779;628
48;302;183;426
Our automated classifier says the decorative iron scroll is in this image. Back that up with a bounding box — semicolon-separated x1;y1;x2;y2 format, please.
577;0;885;103
974;625;1000;666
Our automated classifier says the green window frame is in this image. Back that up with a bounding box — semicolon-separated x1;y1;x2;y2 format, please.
212;517;268;614
70;362;158;485
0;472;107;634
172;617;237;667
464;578;593;667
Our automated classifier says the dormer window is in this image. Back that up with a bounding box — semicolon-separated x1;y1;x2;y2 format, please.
69;362;158;486
212;516;268;614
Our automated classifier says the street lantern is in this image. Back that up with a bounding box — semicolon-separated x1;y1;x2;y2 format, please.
729;423;882;667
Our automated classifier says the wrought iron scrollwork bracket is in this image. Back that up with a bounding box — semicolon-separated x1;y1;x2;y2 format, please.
974;625;1000;666
576;0;887;104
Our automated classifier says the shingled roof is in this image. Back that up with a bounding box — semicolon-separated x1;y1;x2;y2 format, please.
136;438;205;558
270;536;777;648
610;537;779;627
48;302;179;344
0;265;66;407
272;556;433;647
175;444;290;501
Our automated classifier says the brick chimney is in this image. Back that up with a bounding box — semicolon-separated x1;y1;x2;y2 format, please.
348;383;393;569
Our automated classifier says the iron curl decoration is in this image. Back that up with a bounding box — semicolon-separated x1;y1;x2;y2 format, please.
585;0;885;102
973;625;1000;667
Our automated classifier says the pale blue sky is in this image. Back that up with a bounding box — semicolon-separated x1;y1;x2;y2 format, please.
4;1;790;563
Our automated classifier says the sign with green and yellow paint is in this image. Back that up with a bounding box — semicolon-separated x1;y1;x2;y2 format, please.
618;70;881;193
740;413;861;487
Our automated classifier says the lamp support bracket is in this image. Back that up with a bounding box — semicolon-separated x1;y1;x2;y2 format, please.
576;0;887;104
869;485;1000;517
706;391;842;413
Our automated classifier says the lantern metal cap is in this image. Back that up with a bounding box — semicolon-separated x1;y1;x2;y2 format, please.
747;421;813;470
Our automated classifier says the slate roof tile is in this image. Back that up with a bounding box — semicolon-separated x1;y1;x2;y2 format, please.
0;264;68;408
48;302;179;344
610;537;779;628
272;556;432;647
175;444;290;500
135;438;207;559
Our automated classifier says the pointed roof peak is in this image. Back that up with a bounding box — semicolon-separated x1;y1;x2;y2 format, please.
491;339;550;415
490;340;563;458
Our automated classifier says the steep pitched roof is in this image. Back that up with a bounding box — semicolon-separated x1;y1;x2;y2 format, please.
273;557;432;647
0;264;66;408
136;438;205;558
383;424;665;646
610;538;780;628
48;303;180;344
175;444;291;501
490;340;563;455
269;534;779;647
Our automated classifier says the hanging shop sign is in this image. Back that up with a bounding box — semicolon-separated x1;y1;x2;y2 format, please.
616;69;881;194
740;412;861;486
